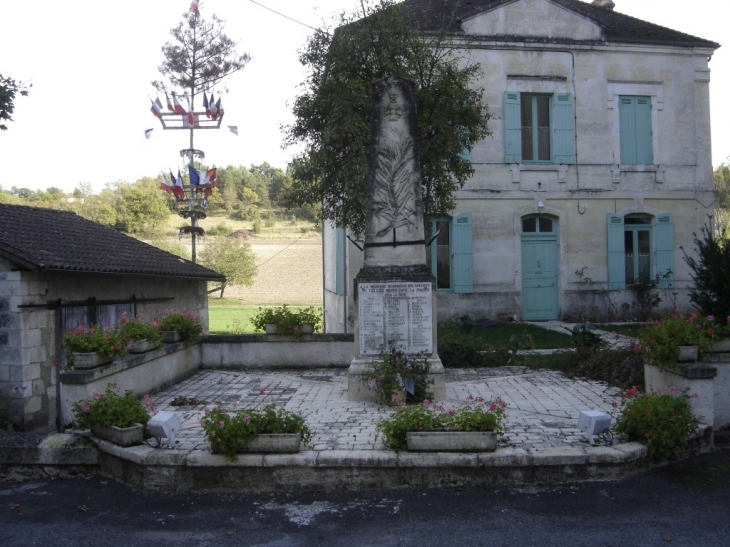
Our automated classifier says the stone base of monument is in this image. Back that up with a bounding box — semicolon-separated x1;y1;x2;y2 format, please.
347;357;445;402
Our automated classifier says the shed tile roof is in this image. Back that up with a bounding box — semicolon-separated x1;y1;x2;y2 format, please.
399;0;719;48
0;204;224;281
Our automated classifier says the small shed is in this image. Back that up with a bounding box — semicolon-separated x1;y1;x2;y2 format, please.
0;203;224;432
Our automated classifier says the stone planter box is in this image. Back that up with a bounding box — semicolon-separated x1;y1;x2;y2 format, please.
711;339;730;353
300;324;314;335
644;362;717;426
264;324;278;335
90;423;144;447
406;431;497;452
127;339;159;354
678;346;700;363
162;331;181;343
71;352;112;369
212;433;302;454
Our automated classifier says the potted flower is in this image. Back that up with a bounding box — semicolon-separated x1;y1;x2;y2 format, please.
62;324;127;369
295;306;322;334
72;384;153;447
361;344;433;405
201;404;312;461
639;312;722;367
153;309;203;345
250;305;299;335
119;314;163;353
377;396;508;451
614;385;698;462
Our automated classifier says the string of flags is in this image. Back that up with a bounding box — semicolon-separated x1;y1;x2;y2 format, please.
160;167;219;199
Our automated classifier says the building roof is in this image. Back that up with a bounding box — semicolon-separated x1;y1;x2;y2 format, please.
0;204;225;281
399;0;719;49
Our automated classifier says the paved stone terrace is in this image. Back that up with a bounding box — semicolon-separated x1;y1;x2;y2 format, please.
151;366;623;452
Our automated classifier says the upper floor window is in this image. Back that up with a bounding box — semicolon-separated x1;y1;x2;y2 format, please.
619;96;653;165
504;91;575;165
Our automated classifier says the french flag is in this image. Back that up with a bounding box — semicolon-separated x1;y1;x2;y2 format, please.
189;0;200;16
165;91;174;112
150;97;162;117
173;169;186;199
186;98;194;125
208;91;217;118
172;93;186;115
160;173;173;194
207;168;218;188
188;165;201;186
202;91;210;119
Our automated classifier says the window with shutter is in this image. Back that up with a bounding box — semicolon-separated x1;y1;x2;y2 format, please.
429;214;473;294
620;96;653;165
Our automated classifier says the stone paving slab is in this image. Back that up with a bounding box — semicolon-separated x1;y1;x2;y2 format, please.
150;366;623;453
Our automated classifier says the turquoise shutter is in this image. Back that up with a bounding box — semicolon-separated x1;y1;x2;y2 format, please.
335;226;345;295
452;213;473;294
459;148;471;162
607;214;625;291
552;93;575;164
655;213;674;288
619;97;637;164
635;97;653;164
504;91;521;163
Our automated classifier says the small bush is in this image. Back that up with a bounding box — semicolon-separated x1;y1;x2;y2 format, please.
264;214;276;228
206;223;230;236
252;220;262;234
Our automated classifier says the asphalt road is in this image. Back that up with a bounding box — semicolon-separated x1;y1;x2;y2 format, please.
1;448;728;547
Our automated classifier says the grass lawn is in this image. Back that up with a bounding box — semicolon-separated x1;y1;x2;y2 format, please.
595;323;642;338
208;299;322;334
439;321;574;350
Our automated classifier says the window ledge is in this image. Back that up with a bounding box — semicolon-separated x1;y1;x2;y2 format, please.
510;164;568;184
611;164;664;184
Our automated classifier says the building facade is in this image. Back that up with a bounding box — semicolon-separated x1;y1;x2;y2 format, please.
323;0;720;331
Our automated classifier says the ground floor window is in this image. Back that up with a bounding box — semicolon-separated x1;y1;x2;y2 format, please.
428;214;473;294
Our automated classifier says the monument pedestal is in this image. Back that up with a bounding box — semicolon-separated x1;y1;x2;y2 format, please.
347;265;445;401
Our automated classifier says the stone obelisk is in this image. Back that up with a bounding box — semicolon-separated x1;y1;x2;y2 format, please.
347;76;445;401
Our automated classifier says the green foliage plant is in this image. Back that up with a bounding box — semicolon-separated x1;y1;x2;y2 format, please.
639;312;724;367
683;224;730;325
62;324;127;361
201;404;312;461
567;322;605;353
119;313;163;345
614;386;699;462
198;237;257;298
72;384;151;430
153;309;203;345
362;343;433;405
295;306;322;331
283;0;491;236
250;305;299;334
378;396;508;450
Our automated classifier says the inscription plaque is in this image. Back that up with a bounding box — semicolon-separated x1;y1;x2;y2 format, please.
358;282;433;355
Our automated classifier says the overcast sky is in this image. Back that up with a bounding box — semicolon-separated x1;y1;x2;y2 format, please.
1;0;726;194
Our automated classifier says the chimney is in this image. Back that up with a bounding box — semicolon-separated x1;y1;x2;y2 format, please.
591;0;615;10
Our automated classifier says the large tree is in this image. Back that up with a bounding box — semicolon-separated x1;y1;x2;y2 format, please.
0;74;30;131
283;0;491;236
198;238;258;298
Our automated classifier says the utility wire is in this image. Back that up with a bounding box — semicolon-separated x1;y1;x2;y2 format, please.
248;0;324;32
254;231;311;268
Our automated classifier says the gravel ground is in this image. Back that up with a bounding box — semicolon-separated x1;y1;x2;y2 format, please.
223;239;323;304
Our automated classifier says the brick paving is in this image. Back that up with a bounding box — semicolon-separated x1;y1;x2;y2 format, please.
152;366;622;452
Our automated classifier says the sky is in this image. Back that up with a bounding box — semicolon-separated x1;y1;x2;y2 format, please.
0;0;727;194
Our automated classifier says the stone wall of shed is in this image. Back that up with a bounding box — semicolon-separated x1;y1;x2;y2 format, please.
0;257;56;432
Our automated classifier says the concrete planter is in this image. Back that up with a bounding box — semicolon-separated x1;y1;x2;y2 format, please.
644;362;717;426
71;352;112;369
300;324;314;335
678;346;699;363
711;339;730;353
162;331;181;343
264;324;278;335
127;339;159;353
406;431;498;452
212;433;302;454
90;423;144;447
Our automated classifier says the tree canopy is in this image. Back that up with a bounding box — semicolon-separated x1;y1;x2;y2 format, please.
0;74;30;131
198;238;257;298
283;0;491;236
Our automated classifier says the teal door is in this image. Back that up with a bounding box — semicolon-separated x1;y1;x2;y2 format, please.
521;216;558;320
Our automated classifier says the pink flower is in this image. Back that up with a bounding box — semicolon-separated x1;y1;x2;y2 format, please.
475;396;484;403
93;392;101;398
448;410;456;416
210;431;216;437
204;407;211;415
707;315;715;322
218;421;225;428
259;389;265;395
489;404;497;411
691;393;699;399
243;414;252;422
81;406;90;413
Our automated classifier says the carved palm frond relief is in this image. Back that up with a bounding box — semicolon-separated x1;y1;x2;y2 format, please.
372;127;416;237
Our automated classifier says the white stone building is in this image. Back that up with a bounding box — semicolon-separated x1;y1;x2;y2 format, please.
0;204;224;432
323;0;720;331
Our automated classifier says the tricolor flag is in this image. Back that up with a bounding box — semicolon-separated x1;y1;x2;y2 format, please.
188;164;201;186
228;125;238;136
172;93;186;114
186;98;194;125
189;0;200;16
202;91;210;119
160;173;173;194
207;168;218;188
173;169;186;199
216;97;224;116
208;91;217;117
150;97;162;117
165;91;174;112
144;128;154;139
211;97;222;121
